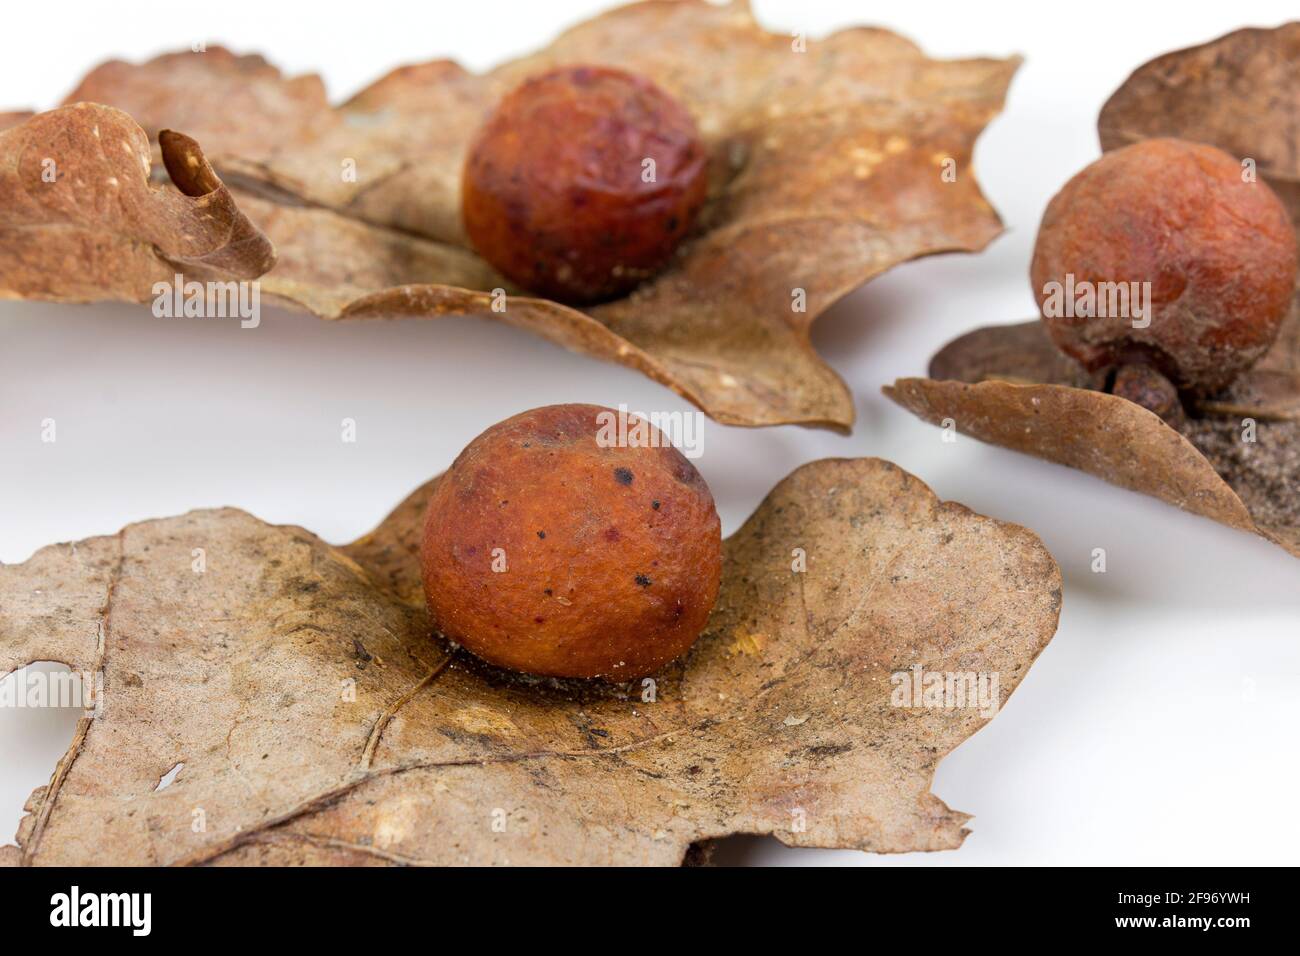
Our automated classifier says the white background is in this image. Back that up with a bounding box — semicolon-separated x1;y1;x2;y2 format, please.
2;0;1297;866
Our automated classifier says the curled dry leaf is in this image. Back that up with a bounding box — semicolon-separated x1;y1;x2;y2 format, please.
12;0;1019;429
0;104;275;301
0;458;1060;866
884;302;1300;557
887;23;1300;559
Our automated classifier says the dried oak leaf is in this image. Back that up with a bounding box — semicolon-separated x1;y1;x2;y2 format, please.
884;299;1300;558
1;458;1060;866
886;23;1300;559
44;0;1018;430
1098;23;1300;221
0;103;274;301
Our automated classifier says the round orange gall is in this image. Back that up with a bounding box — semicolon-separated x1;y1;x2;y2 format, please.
420;404;722;679
1031;138;1297;393
461;65;708;303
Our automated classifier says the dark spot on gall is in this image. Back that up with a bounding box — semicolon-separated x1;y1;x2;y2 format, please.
614;466;634;485
537;530;546;539
651;500;661;510
635;574;652;587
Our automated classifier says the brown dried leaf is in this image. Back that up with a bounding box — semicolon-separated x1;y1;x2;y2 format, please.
38;0;1018;429
1098;23;1300;223
1;458;1060;866
0;104;275;301
884;305;1300;558
0;111;34;130
884;23;1300;558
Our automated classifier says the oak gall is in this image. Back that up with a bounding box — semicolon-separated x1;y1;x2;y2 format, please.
461;66;709;303
1031;138;1297;394
420;404;722;679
